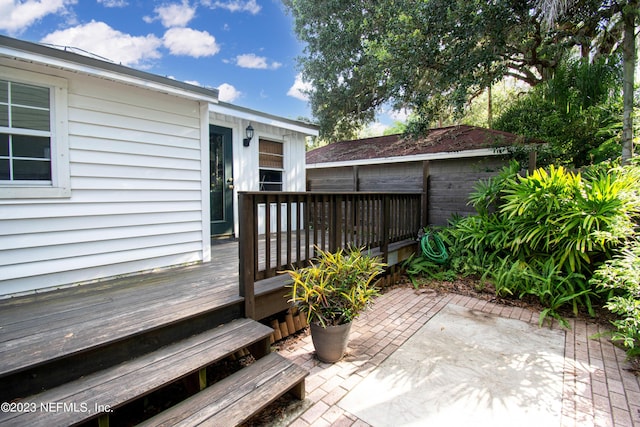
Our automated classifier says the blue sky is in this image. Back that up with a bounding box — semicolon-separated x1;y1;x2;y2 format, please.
0;0;405;133
0;0;318;122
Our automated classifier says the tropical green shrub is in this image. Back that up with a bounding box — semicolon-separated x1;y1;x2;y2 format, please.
441;162;520;278
444;160;640;326
590;240;640;358
403;252;457;289
491;257;592;328
500;164;637;275
494;57;623;168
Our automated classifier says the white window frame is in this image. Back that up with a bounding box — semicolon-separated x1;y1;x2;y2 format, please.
0;65;70;199
258;139;284;191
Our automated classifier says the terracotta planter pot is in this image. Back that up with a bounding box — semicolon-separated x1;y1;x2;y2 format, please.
310;322;352;363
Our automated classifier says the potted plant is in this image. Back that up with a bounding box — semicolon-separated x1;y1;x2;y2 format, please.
285;246;386;362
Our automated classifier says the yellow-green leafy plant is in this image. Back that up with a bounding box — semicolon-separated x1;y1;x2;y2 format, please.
591;240;640;358
446;159;640;326
285;247;386;328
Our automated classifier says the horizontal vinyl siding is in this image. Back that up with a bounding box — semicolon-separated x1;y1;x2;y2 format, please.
0;72;206;295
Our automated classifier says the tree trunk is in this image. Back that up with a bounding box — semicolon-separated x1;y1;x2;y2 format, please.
487;85;493;128
621;0;637;163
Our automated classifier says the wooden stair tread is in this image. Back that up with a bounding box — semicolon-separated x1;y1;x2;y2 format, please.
138;352;308;427
0;318;272;427
0;262;241;378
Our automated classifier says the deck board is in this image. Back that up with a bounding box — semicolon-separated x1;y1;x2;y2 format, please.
0;240;242;378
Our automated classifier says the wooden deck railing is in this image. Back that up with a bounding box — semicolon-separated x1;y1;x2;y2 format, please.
238;192;423;318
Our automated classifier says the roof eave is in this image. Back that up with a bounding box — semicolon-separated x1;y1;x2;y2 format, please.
306;147;506;169
211;102;319;136
0;35;219;104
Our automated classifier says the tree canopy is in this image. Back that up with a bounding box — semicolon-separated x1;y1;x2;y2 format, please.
494;57;624;167
284;0;633;141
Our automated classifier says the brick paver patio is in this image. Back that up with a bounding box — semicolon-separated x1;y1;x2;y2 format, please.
275;286;640;427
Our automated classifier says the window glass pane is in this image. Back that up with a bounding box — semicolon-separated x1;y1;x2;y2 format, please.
12;82;49;109
0;134;8;156
260;169;283;191
0;159;8;180
0;80;7;103
12;106;50;131
12;135;51;159
13;159;51;180
261;182;282;191
0;105;7;127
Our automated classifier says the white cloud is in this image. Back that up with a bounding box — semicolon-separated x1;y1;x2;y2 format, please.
236;53;281;70
163;27;220;57
202;0;260;14
0;0;77;35
41;21;162;67
97;0;127;7
287;73;312;101
144;0;195;28
217;83;241;102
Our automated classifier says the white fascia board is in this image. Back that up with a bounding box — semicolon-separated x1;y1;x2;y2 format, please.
306;147;506;169
0;48;219;104
210;102;319;136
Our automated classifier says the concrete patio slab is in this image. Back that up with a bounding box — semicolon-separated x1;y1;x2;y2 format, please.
338;304;565;426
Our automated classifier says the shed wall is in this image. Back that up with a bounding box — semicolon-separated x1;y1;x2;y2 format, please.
306;156;508;227
427;157;506;226
0;62;208;295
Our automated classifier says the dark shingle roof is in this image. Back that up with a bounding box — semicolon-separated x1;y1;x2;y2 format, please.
306;125;535;164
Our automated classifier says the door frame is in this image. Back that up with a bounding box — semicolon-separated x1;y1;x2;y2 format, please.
209;125;234;237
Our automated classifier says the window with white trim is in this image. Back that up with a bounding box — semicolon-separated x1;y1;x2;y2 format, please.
0;66;69;199
0;80;52;182
259;139;283;191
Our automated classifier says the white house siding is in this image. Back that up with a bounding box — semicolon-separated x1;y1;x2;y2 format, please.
0;64;208;296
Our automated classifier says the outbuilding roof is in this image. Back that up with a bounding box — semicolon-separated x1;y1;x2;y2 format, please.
306;125;536;165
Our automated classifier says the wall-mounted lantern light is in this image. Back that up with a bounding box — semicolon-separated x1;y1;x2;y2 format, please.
243;124;254;147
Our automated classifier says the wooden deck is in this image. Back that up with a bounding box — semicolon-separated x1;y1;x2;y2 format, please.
0;239;244;401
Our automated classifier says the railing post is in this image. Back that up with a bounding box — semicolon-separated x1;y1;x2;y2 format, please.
422;160;430;227
329;194;343;252
238;192;256;319
381;194;390;263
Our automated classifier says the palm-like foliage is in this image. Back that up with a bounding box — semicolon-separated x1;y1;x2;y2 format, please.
445;160;640;326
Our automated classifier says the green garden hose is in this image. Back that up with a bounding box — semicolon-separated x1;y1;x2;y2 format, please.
420;231;448;264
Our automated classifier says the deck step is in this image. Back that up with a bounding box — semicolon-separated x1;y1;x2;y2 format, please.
138;352;308;427
0;318;273;427
0;276;243;380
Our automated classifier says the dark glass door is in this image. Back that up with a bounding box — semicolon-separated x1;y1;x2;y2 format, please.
210;125;233;236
